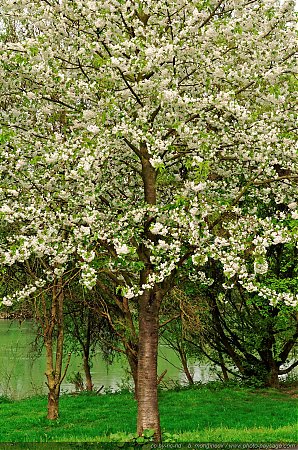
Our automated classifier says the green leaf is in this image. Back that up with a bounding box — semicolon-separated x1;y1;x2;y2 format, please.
143;429;155;438
29;46;39;56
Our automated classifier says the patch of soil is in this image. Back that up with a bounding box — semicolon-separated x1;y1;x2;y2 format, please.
280;388;298;398
279;382;298;398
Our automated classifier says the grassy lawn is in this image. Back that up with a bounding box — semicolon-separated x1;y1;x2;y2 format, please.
0;385;297;443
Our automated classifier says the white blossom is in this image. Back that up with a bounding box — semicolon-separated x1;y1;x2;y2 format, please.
87;125;100;134
2;297;13;307
150;223;168;236
0;0;297;309
253;260;269;275
115;243;130;256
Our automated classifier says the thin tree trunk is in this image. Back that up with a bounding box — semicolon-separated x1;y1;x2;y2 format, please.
44;279;66;420
218;352;229;382
83;311;93;391
137;289;161;441
45;338;63;420
178;344;194;385
125;344;138;399
83;353;93;391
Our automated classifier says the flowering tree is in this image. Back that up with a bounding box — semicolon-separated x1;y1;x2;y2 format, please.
0;0;297;439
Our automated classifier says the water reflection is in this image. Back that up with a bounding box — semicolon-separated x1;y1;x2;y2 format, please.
1;319;213;399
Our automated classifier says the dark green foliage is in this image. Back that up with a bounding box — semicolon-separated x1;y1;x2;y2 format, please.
162;242;298;388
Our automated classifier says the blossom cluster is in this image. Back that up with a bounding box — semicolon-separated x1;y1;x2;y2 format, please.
0;0;297;308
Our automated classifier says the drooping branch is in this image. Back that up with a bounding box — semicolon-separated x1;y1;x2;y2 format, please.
278;360;298;375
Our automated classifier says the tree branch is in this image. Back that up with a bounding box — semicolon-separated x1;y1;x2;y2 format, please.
278;360;298;375
159;314;180;329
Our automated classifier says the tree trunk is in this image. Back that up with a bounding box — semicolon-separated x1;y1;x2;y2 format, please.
47;386;60;420
83;310;93;391
178;344;194;385
44;279;67;420
137;289;161;441
266;362;280;388
83;354;93;391
218;352;229;382
122;295;139;398
125;344;138;399
45;340;59;420
137;143;161;439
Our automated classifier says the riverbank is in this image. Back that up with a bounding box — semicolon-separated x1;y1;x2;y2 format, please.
0;385;297;443
0;319;217;399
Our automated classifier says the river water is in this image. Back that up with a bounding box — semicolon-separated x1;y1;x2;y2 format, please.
0;320;215;398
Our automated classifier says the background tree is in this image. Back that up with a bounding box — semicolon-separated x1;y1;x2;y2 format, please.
64;284;119;392
0;258;70;419
160;287;203;386
178;243;298;388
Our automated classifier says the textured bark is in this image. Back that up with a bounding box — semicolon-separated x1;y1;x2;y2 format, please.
137;144;162;440
140;158;156;204
137;289;161;441
45;334;63;420
47;387;60;420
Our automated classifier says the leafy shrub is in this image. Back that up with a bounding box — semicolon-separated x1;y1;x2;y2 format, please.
0;395;12;403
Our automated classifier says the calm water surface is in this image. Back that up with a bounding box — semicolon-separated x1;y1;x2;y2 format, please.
0;319;215;398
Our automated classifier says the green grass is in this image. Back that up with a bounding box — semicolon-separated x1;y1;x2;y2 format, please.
0;386;297;443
